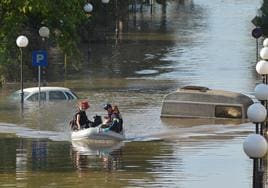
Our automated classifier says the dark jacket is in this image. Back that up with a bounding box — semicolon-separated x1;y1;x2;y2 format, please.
76;110;90;129
109;112;123;133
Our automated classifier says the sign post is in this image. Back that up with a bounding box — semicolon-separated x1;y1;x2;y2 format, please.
32;50;48;102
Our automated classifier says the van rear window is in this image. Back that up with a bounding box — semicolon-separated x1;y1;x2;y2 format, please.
215;105;242;118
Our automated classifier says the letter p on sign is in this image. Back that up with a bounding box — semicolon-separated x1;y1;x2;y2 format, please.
32;50;48;67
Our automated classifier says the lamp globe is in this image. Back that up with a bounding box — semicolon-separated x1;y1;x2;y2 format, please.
39;26;50;38
84;3;93;13
247;103;267;123
102;0;110;3
263;38;268;47
256;60;268;75
16;36;29;48
260;47;268;60
243;134;268;158
254;83;268;100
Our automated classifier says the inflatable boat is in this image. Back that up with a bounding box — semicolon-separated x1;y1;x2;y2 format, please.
71;127;125;141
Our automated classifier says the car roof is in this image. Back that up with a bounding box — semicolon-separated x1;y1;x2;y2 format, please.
18;87;72;93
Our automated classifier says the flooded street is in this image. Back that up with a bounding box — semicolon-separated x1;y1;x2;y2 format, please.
0;0;263;187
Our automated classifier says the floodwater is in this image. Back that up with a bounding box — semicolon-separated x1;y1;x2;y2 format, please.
0;0;263;187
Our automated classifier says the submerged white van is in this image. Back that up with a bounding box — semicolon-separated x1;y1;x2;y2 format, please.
161;86;254;120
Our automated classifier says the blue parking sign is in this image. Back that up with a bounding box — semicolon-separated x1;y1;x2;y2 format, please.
32;50;48;67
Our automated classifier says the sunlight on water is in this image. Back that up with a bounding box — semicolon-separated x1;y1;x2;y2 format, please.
0;0;263;187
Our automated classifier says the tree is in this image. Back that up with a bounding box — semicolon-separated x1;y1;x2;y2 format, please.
252;0;268;35
0;0;142;82
0;0;89;81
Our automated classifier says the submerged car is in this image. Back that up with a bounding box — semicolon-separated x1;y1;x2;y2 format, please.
161;86;254;120
9;87;78;102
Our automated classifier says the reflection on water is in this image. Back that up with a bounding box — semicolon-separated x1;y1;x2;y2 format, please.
31;141;48;170
0;0;263;187
16;140;27;185
71;141;124;171
0;122;254;188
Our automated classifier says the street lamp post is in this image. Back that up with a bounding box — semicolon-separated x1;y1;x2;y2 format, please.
16;35;29;103
246;103;267;188
258;39;268;135
38;26;50;101
115;0;119;43
149;0;153;15
243;134;268;188
102;0;110;39
244;38;268;188
260;39;268;87
84;3;93;63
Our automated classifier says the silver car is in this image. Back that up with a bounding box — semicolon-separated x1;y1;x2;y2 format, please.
10;87;78;102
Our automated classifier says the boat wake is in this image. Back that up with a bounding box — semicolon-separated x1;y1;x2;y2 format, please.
0;122;253;143
0;123;68;141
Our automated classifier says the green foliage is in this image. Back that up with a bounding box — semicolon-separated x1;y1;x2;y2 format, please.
0;0;141;81
0;0;89;81
254;0;268;35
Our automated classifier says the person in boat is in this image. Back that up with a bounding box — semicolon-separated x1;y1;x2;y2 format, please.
103;103;113;125
102;103;123;133
111;105;123;132
71;100;92;130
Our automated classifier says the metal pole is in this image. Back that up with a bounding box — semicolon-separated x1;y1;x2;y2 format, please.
104;3;107;39
38;66;41;103
256;39;259;63
20;48;24;103
87;27;91;63
258;161;264;188
42;37;45;86
259;124;265;188
150;0;153;15
263;74;268;132
253;158;258;188
115;0;119;44
256;123;259;134
254;123;261;188
254;122;265;188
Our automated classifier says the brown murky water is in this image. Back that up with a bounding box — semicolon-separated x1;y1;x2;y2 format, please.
0;0;262;187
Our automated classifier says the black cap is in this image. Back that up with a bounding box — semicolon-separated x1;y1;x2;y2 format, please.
103;103;112;110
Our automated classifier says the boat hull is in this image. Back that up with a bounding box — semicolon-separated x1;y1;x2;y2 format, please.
71;127;125;141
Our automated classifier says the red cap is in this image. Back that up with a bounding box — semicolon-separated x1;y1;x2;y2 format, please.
80;100;89;109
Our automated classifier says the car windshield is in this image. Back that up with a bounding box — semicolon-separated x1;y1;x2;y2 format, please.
9;91;31;101
70;90;79;99
65;92;74;100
